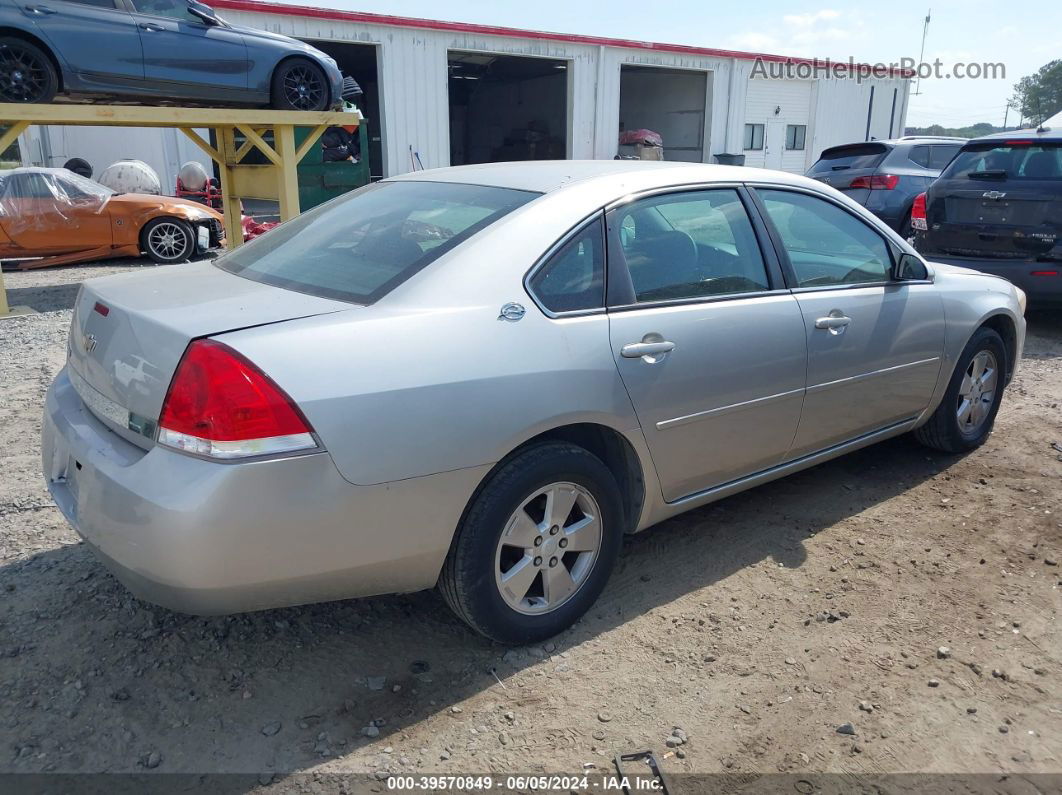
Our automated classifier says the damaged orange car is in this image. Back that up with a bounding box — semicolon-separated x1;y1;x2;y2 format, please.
0;168;224;269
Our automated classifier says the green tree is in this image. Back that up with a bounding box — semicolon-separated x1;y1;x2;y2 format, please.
1009;59;1062;124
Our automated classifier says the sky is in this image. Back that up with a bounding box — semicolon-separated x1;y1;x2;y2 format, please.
282;0;1059;129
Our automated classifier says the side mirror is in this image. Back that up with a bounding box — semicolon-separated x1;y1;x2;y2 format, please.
187;0;219;25
893;252;928;281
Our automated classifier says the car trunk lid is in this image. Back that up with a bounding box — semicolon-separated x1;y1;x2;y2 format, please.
67;260;353;450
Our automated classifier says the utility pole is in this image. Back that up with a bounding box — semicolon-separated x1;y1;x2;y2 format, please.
1003;103;1009;129
913;9;931;96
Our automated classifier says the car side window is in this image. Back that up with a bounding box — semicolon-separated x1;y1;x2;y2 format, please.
614;189;769;303
929;144;960;170
527;216;605;314
130;0;199;21
757;189;892;288
908;145;930;168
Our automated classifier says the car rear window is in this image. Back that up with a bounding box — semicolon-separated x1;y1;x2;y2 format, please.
808;143;890;174
941;141;1062;181
216;181;539;304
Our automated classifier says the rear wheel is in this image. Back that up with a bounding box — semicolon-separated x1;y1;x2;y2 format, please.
270;58;329;111
439;442;624;644
914;327;1006;453
142;217;195;264
0;37;57;104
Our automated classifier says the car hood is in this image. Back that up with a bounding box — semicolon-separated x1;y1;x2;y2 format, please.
107;194;223;220
225;22;332;57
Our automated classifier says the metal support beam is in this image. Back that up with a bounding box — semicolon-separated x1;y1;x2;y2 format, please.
0;102;361;315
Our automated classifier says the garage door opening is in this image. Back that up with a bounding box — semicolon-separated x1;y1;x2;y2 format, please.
619;66;708;162
448;51;569;166
301;40;384;179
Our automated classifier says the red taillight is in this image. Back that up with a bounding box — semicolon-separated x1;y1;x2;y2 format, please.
1030;270;1058;276
911;192;928;231
849;174;899;190
1004;140;1033;146
158;339;315;459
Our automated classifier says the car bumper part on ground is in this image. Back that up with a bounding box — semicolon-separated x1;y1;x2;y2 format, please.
926;255;1062;304
42;368;488;615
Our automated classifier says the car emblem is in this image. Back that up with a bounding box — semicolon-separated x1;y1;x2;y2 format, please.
499;302;526;322
82;333;97;354
982;190;1007;200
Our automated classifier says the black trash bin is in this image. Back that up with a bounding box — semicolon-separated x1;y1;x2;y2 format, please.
713;153;746;166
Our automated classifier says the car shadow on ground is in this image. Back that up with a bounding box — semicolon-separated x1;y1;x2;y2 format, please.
0;433;955;780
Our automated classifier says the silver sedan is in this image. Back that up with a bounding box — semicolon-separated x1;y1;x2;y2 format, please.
42;161;1026;643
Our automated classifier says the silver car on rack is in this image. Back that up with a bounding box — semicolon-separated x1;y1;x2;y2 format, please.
42;161;1026;643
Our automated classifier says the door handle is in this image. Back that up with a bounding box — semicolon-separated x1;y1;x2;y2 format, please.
621;340;676;358
139;22;165;31
815;314;851;330
24;4;56;13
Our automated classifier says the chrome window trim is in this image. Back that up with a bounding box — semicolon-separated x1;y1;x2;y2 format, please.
607;288;785;314
522;210;608;320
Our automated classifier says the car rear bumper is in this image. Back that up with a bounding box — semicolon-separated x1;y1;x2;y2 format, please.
923;255;1062;304
42;368;488;614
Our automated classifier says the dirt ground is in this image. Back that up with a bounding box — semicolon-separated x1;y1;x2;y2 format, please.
1;260;1060;786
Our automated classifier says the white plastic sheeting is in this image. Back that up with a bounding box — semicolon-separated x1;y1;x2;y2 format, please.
0;167;113;238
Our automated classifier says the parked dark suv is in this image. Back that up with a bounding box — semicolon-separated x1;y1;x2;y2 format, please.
913;128;1062;305
806;137;964;235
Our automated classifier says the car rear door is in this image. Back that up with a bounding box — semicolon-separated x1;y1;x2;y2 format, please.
126;0;248;92
17;0;144;83
605;187;808;502
751;186;945;458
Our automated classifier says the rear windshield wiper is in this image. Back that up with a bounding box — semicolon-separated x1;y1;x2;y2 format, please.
967;169;1007;180
831;165;851;171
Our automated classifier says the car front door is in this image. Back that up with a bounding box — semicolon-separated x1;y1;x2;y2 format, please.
606;187;808;502
126;0;248;93
19;0;144;83
752;187;946;458
0;172;112;255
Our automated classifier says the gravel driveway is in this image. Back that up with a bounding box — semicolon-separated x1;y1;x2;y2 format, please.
1;261;1060;786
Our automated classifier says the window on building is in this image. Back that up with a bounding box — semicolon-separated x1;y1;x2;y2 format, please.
785;125;806;151
743;124;764;151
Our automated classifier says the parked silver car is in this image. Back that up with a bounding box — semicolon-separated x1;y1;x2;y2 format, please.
42;161;1026;643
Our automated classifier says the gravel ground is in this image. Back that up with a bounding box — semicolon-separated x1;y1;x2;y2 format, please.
1;261;1060;785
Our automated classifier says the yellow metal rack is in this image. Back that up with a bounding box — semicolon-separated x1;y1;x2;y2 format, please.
0;102;362;316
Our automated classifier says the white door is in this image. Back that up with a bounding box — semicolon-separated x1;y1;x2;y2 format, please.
764;120;786;170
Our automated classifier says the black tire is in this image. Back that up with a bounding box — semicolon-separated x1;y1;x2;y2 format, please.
0;37;58;104
270;58;329;111
63;157;92;179
141;217;195;264
439;442;624;644
914;327;1007;453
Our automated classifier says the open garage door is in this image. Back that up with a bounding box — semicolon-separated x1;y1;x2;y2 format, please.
301;40;383;180
448;52;569;166
619;66;708;162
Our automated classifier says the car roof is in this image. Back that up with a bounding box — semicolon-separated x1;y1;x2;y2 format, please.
385;159;817;195
965;127;1062;144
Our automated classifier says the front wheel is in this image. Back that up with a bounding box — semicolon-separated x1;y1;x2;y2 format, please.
915;327;1006;453
142;217;195;264
439;442;624;644
270;58;329;111
0;37;58;104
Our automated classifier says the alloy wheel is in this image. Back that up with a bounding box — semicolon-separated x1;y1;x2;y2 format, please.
956;350;998;435
0;45;48;103
494;482;602;615
282;65;325;110
147;222;189;261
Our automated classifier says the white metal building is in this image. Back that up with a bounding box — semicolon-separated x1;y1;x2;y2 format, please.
18;0;911;191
